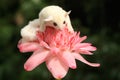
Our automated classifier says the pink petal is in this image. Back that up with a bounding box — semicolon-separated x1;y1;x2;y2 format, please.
18;42;39;53
36;31;43;41
77;49;93;55
72;43;92;50
73;53;100;67
79;36;87;42
50;47;59;55
80;46;97;51
24;48;49;71
46;56;69;79
60;51;76;69
70;32;80;44
71;35;87;46
40;41;50;49
76;43;92;48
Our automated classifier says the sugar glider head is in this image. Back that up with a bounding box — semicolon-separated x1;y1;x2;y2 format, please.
39;5;73;32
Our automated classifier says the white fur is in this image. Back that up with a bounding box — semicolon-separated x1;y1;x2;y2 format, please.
21;5;74;41
21;19;39;41
39;5;73;32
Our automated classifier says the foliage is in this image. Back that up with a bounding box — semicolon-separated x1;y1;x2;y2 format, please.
0;0;120;80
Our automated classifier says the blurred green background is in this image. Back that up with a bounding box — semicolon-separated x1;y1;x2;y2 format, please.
0;0;120;80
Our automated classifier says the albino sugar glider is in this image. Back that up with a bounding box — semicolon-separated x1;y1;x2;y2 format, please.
21;5;74;42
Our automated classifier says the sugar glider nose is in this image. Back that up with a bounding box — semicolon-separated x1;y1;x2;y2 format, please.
58;26;64;30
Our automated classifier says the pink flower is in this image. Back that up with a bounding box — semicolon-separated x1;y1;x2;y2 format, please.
18;26;100;79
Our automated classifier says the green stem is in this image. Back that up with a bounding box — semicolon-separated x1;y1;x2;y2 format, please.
56;79;62;80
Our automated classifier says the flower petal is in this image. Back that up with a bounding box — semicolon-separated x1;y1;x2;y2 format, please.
79;36;87;42
24;48;49;71
73;43;92;50
60;51;76;69
18;41;40;53
80;46;97;51
72;43;92;51
77;49;93;55
40;41;50;49
73;53;100;67
46;56;69;79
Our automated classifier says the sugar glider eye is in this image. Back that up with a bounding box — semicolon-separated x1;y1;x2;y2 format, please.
63;21;66;24
53;22;57;26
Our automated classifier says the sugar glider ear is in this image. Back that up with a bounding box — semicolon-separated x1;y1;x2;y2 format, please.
67;10;71;15
65;10;71;17
44;16;53;21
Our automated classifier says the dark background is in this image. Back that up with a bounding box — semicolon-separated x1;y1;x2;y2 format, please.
0;0;120;80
